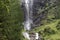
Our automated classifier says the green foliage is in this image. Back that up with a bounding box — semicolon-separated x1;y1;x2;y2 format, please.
32;20;60;40
0;0;24;40
0;0;60;40
31;0;60;40
56;22;60;31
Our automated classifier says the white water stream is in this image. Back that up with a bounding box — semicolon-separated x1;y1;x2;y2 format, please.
24;0;33;30
21;0;39;40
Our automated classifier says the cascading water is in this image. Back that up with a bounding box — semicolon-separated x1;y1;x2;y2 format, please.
21;0;39;40
20;0;57;40
24;0;33;30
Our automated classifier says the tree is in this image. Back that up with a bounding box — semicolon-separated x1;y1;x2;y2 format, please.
0;0;24;40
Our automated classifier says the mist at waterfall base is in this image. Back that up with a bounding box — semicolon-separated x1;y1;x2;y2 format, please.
23;32;39;40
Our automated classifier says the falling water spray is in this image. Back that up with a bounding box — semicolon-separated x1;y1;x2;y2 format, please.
23;0;33;30
21;0;39;40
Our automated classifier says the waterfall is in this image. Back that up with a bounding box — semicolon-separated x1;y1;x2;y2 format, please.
24;0;33;30
21;0;39;40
